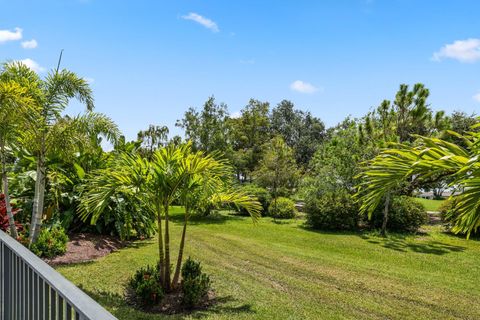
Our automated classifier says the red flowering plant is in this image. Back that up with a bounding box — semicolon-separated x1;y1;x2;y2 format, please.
0;194;23;234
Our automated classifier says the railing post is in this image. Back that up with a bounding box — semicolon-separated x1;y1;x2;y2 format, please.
2;245;10;320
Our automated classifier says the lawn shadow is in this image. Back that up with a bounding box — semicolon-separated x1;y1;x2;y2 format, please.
361;233;466;255
80;287;255;319
169;211;246;226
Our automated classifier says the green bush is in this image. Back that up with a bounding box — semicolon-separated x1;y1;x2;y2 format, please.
369;196;428;232
181;257;211;308
128;264;164;306
30;224;69;258
239;184;271;215
304;190;359;230
268;197;297;219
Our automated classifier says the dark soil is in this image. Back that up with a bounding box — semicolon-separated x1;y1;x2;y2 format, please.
126;287;216;315
45;233;124;266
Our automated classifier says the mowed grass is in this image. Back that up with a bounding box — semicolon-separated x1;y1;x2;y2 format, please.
57;207;480;320
413;198;445;211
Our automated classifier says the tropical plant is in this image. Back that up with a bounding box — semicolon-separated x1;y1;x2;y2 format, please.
0;63;36;237
79;142;261;294
3;58;120;244
355;125;480;237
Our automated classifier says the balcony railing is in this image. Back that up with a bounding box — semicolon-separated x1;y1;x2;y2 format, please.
0;230;117;320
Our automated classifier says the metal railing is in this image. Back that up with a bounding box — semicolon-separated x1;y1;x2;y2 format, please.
0;230;117;320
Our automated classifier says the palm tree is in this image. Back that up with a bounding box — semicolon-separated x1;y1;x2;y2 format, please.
2;57;123;244
0;63;37;237
355;128;479;236
79;142;261;292
171;150;261;287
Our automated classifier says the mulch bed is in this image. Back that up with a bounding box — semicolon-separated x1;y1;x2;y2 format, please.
126;287;216;315
45;233;125;266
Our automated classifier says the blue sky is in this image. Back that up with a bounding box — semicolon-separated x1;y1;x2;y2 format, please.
0;0;479;140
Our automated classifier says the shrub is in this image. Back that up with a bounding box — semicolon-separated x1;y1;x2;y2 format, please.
368;196;428;232
268;197;297;219
304;190;359;230
181;257;211;308
128;264;164;307
30;224;68;258
239;184;271;215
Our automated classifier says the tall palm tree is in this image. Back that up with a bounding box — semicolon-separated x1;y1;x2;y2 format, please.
1;57;121;243
0;63;37;237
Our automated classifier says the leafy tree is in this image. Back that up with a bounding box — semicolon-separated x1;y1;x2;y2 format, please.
230;99;271;181
176;96;232;154
270;100;325;166
254;136;300;209
137;124;169;159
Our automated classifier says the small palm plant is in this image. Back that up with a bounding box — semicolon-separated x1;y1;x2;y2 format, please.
79;142;261;294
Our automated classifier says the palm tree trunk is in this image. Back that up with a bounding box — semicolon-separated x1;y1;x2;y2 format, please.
29;152;46;244
163;202;171;292
156;201;165;284
0;143;18;238
172;204;189;288
381;193;390;237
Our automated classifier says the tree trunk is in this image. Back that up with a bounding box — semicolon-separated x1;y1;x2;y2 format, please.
29;153;46;244
163;202;171;292
172;205;189;288
0;143;18;238
381;193;390;237
156;201;165;284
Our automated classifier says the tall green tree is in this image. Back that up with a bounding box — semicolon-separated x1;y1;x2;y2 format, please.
0;63;36;237
230;99;271;181
176;96;232;154
254;136;300;207
137;124;169;159
270;100;325;166
3;58;120;244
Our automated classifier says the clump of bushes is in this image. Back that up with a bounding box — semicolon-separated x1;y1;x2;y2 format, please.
128;265;164;307
30;224;69;258
181;257;211;308
304;190;359;230
127;257;211;311
368;196;428;232
268;197;296;219
239;184;271;215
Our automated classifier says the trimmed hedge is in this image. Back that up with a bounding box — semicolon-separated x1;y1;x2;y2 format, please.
268;197;296;219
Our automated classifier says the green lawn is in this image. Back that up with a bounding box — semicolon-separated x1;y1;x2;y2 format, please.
57;207;480;320
413;198;445;211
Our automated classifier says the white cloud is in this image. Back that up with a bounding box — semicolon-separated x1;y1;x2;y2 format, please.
240;59;255;65
16;58;45;73
231;111;241;119
290;80;320;94
21;39;38;49
473;92;480;102
433;38;480;63
182;13;219;32
0;27;22;43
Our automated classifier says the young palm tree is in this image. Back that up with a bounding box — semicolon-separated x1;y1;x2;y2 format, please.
0;63;37;237
79;142;261;292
